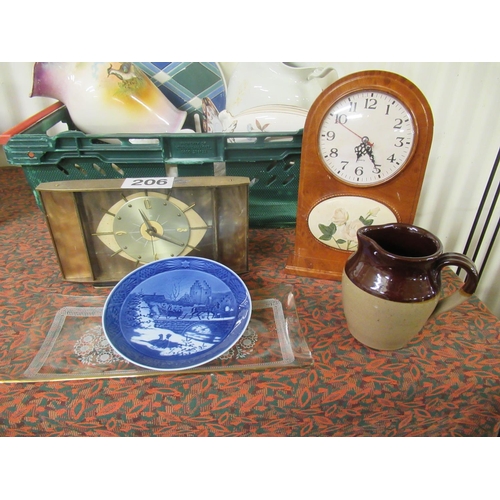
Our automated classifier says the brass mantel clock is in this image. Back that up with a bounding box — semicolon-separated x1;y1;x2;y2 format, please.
37;176;250;284
285;70;433;280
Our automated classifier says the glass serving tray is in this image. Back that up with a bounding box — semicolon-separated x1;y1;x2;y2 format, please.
1;285;312;383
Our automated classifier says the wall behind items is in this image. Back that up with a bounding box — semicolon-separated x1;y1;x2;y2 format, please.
1;61;499;318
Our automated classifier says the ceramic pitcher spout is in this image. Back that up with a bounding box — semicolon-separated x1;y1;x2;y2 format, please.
306;66;337;84
282;63;338;89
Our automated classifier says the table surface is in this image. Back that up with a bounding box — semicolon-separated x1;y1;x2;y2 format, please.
1;167;500;437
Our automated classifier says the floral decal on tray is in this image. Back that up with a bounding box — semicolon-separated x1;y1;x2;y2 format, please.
219;325;258;360
74;326;123;366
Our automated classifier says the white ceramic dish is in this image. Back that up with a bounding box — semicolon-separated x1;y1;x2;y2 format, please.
204;103;308;133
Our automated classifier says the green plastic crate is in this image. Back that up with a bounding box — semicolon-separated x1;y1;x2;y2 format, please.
3;103;303;228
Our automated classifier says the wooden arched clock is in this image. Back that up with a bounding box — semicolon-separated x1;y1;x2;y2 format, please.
285;70;433;280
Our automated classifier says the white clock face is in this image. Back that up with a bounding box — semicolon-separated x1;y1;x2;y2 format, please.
318;90;415;186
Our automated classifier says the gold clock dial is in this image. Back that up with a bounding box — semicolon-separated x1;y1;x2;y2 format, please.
95;191;208;263
318;90;416;186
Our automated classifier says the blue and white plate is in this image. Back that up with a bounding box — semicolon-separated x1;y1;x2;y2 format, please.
102;257;251;371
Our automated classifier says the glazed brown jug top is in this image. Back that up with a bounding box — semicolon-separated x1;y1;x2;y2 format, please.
342;223;479;350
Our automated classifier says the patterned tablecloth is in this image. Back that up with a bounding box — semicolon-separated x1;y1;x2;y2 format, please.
1;167;500;436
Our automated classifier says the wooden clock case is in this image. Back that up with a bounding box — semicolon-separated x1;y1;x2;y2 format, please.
286;70;434;280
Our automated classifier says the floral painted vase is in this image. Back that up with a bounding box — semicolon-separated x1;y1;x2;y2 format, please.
31;62;187;135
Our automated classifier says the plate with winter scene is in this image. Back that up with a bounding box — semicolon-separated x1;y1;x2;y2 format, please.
102;256;251;371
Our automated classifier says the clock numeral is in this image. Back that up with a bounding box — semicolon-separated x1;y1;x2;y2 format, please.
355;166;364;176
349;101;357;112
394;137;404;147
372;165;382;175
328;148;339;158
334;114;347;125
387;154;396;163
341;161;349;170
325;130;335;141
394;118;403;129
364;98;377;110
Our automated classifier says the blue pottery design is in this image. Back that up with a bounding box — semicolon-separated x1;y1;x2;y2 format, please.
102;257;251;370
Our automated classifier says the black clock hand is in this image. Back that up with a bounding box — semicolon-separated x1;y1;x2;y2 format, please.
354;137;376;165
138;209;185;247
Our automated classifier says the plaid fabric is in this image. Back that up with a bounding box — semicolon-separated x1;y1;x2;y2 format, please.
134;62;226;114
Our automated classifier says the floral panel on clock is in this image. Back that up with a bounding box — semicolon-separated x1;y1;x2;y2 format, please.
308;195;398;252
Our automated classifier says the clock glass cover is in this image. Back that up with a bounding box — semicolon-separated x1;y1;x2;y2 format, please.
95;192;208;264
318;90;416;186
78;188;214;281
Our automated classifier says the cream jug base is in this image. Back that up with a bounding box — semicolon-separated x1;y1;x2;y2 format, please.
341;271;439;350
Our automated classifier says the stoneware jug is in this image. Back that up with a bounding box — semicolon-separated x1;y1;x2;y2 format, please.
31;62;187;135
342;223;479;350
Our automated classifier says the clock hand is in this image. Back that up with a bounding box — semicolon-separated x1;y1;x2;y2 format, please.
149;231;185;247
354;137;376;165
138;209;185;247
150;230;158;261
339;122;374;147
138;209;156;232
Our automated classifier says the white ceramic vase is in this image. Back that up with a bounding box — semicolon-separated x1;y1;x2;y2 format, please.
31;62;187;135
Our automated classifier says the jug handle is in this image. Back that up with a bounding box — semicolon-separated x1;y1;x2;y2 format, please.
430;252;479;318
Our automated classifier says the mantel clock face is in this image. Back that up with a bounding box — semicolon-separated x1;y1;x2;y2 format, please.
285;70;433;280
96;192;206;263
37;177;250;284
